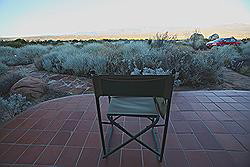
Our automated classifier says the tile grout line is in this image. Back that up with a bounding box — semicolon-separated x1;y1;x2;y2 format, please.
32;107;73;166
75;97;99;167
53;97;93;166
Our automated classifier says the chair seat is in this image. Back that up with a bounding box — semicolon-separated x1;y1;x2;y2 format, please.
108;97;158;117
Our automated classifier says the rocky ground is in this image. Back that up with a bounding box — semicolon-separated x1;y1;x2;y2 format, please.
6;64;250;101
8;64;93;98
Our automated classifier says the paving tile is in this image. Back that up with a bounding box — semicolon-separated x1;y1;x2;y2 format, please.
213;92;228;96
84;132;101;148
0;129;11;142
82;111;96;120
42;110;61;119
0;144;12;157
16;130;42;144
143;150;166;167
121;149;142;167
207;96;224;103
17;118;38;129
76;120;93;132
189;121;210;134
241;102;250;109
196;112;216;120
225;111;248;120
56;111;71;120
177;134;202;150
165;150;189;167
221;121;247;134
124;121;140;134
214;134;245;151
123;134;141;149
189;103;207;111
33;131;56;145
195;133;223;150
181;112;200;120
185;151;213;167
60;120;78;131
0;145;28;164
215;103;236;110
195;96;212;103
77;148;100;167
16;145;45;164
31;118;52;130
210;112;233;121
166;134;182;150
240;111;250;120
172;121;193;134
170;112;185;121
3;118;26;129
35;146;63;165
220;97;237;103
1;129;27;143
207;151;235;167
45;120;64;131
67;131;88;147
232;97;249;102
233;134;250;151
50;131;71;146
236;120;250;133
202;103;222;111
176;102;193;111
229;151;250;167
68;112;84;120
203;121;229;134
99;150;121;167
228;103;249;110
56;147;81;167
1;92;249;166
90;120;108;133
184;96;199;103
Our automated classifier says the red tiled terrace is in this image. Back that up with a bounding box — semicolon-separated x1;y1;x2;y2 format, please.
0;90;249;167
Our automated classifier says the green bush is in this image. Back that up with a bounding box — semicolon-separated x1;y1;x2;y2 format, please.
0;63;8;76
0;94;31;123
241;42;250;58
0;45;51;66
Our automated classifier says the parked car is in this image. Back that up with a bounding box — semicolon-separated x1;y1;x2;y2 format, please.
206;37;241;48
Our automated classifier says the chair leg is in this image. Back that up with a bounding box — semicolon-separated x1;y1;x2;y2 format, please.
95;97;107;156
103;116;160;158
159;117;170;162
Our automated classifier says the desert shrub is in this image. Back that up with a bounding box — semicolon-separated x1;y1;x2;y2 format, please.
181;51;223;86
37;41;237;87
0;94;31;123
120;41;150;71
41;43;108;75
0;45;51;66
0;63;8;76
0;73;23;96
0;46;16;64
210;45;241;66
241;42;250;58
15;44;51;65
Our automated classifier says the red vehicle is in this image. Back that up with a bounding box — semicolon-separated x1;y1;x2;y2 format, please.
206;37;241;48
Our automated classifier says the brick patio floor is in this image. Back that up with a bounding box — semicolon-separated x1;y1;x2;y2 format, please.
0;90;249;167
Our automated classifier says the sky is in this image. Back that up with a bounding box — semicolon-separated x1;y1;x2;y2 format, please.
0;0;250;37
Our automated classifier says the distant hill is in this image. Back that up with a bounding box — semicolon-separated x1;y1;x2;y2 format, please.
1;23;250;41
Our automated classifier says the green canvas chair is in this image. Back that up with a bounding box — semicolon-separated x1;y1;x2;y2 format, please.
92;75;174;162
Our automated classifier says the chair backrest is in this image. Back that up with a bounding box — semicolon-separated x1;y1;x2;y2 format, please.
92;75;174;99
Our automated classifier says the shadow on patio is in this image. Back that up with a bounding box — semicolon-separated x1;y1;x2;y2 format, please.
0;90;249;167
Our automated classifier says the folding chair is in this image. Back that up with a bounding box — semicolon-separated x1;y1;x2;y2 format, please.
92;75;174;162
